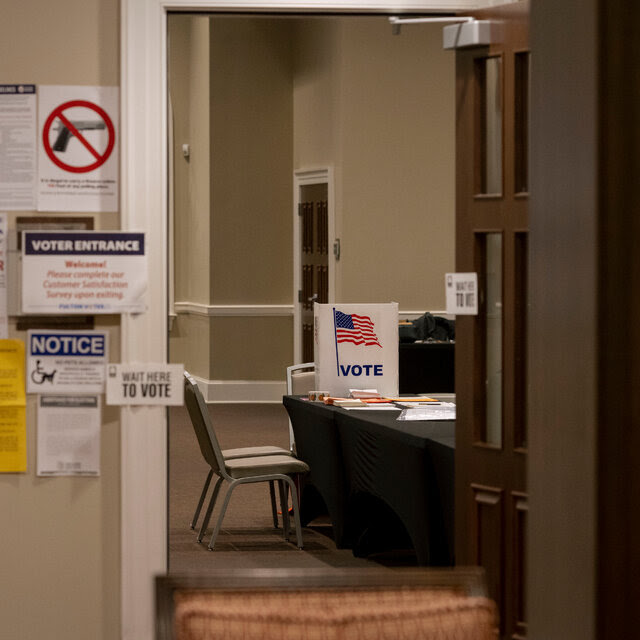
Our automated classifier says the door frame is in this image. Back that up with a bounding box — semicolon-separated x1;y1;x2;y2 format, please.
121;1;512;638
293;167;335;362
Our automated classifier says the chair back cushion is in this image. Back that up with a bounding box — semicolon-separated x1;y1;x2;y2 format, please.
183;373;225;472
172;587;496;640
291;370;316;396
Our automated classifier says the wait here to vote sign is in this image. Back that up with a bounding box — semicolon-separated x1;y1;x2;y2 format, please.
106;363;184;406
21;230;146;314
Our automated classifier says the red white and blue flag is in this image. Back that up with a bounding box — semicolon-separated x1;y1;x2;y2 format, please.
334;310;382;348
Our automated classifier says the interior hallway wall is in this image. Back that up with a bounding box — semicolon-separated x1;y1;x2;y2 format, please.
0;0;121;638
169;16;215;381
294;18;455;308
169;16;294;391
171;15;455;396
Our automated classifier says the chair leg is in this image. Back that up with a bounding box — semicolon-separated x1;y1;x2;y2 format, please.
207;483;236;551
190;469;213;530
278;480;291;541
268;480;279;529
197;476;223;543
286;476;304;549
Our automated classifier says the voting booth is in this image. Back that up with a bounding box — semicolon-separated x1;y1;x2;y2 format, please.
314;303;399;397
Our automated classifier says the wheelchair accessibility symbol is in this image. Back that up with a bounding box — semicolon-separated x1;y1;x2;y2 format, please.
31;360;57;385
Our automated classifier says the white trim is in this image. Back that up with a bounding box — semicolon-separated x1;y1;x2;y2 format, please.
174;302;294;316
172;302;450;320
191;375;287;403
122;2;475;638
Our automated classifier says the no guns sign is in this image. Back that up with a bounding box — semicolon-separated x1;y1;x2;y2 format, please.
42;99;115;173
106;363;184;406
38;85;119;212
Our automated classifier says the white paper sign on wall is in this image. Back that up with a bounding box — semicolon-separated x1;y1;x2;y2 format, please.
105;363;184;406
445;272;478;315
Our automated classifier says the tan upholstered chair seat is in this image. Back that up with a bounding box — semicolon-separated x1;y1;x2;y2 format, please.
225;455;309;479
222;445;291;459
173;588;496;640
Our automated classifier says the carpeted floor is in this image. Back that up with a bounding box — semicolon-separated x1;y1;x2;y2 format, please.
168;403;393;574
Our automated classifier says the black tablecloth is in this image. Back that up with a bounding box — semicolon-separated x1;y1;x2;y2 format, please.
283;396;455;565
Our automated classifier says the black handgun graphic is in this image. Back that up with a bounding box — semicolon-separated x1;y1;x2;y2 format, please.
53;119;106;152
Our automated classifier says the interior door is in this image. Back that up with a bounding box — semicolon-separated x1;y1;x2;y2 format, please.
294;169;333;364
454;4;529;639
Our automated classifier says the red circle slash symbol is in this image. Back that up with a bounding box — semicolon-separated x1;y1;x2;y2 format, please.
43;100;115;174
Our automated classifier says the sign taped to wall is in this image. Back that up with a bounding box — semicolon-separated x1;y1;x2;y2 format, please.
26;329;108;394
0;340;27;473
0;84;37;211
37;395;101;477
106;363;184;406
21;230;147;314
38;85;118;212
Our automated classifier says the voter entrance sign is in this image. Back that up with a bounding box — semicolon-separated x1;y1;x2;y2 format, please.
21;230;147;314
106;364;184;406
27;329;108;394
314;303;399;397
38;85;118;212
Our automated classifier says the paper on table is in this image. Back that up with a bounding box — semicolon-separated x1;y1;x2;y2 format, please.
342;403;399;410
396;403;456;421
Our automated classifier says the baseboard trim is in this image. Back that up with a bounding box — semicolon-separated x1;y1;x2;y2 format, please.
190;375;286;403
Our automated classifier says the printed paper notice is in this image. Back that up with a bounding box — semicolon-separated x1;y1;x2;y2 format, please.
38;85;118;212
445;272;478;315
0;340;27;473
0;84;37;210
37;395;100;476
27;329;108;394
21;230;147;314
0;214;8;338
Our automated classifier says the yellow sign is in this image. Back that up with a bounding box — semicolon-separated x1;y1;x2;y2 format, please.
0;340;27;472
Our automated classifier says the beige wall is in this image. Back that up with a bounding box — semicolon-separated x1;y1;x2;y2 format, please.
171;15;455;388
170;17;295;381
293;18;454;308
337;20;455;307
169;16;214;379
0;1;121;638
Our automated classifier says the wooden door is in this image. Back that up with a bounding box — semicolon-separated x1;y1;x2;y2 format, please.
454;4;529;639
298;182;329;363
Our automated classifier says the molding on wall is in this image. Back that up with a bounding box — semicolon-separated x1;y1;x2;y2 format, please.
191;374;286;403
174;302;294;316
173;302;451;320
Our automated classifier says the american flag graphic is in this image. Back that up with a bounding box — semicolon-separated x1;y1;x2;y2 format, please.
334;311;382;347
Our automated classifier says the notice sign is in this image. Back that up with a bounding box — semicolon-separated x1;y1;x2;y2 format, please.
106;363;184;406
0;340;27;473
445;272;478;315
38;85;118;212
21;230;147;314
0;84;37;210
37;395;101;477
27;329;108;394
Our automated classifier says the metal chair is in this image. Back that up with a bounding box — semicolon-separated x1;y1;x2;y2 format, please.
285;362;315;454
183;372;308;550
186;379;291;531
